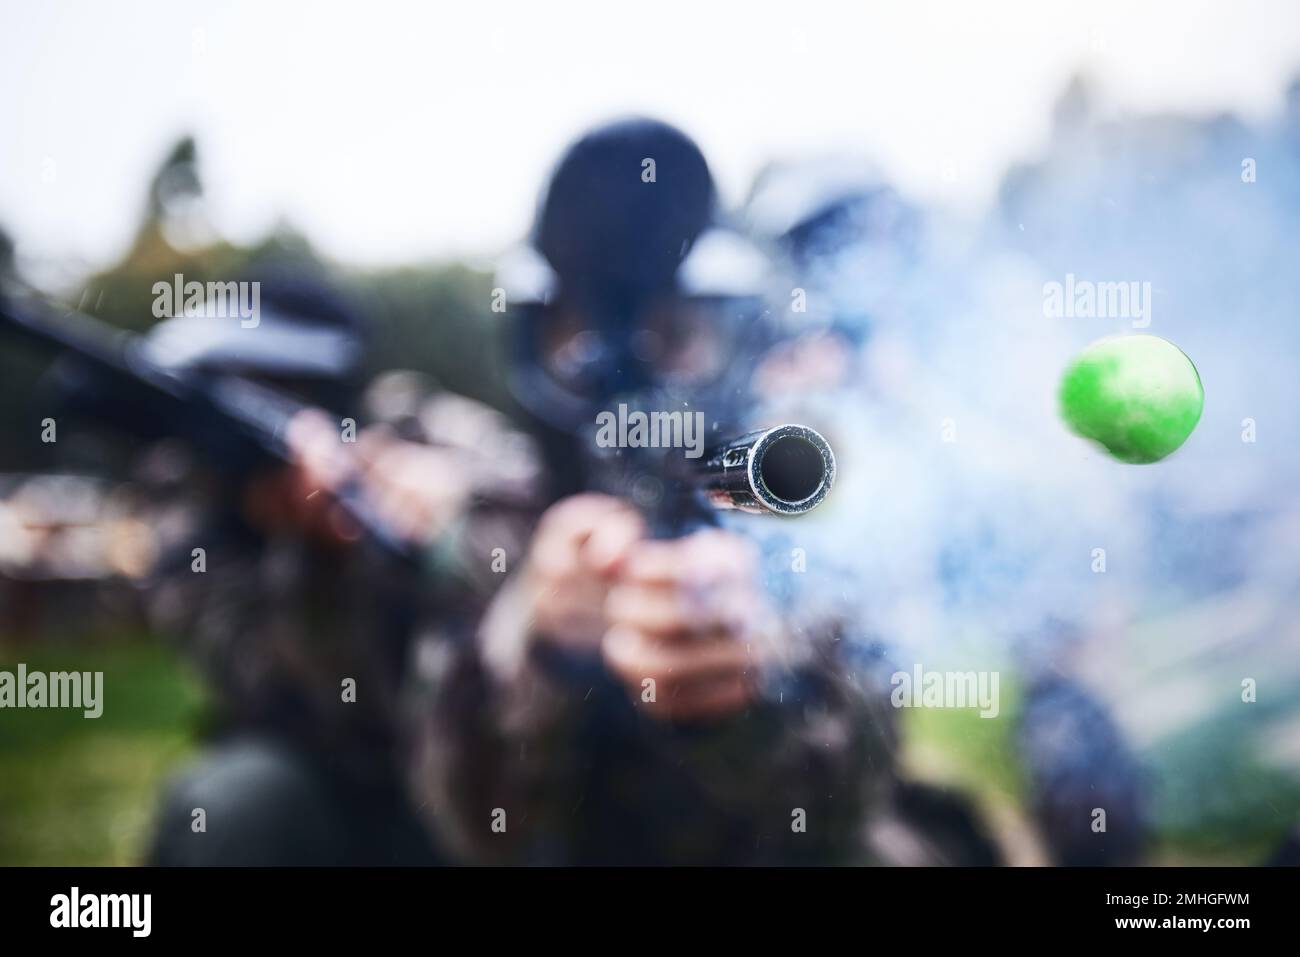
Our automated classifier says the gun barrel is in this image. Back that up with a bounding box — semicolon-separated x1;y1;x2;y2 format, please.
696;424;835;516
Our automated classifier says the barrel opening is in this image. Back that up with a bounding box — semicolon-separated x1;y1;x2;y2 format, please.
759;434;824;504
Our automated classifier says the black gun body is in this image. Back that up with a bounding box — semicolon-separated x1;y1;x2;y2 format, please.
0;286;414;558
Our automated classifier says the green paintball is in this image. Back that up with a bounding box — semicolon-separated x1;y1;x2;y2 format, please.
1059;334;1204;464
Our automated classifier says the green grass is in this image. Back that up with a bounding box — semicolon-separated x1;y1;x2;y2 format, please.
902;678;1027;806
3;635;1295;865
0;638;207;865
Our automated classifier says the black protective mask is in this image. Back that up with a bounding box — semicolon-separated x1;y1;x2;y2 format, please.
508;288;774;532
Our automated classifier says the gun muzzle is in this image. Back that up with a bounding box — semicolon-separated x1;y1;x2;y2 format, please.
697;424;835;516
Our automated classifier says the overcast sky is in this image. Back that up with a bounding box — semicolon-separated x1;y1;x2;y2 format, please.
3;0;1300;274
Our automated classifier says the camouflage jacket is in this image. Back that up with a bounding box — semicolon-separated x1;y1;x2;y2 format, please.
406;555;898;866
144;381;539;788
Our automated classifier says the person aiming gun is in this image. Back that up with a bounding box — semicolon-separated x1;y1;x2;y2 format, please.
407;119;890;866
0;270;539;864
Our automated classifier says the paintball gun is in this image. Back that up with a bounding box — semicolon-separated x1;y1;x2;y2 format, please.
0;280;416;558
583;416;836;538
696;424;835;517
